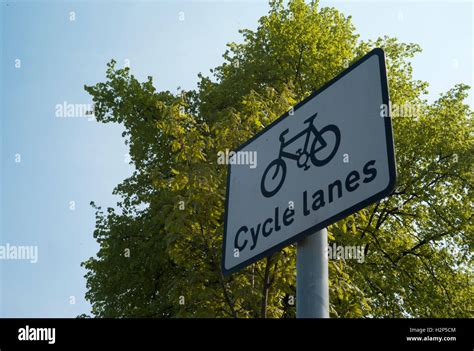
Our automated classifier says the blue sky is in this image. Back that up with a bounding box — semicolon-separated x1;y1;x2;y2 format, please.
0;0;472;317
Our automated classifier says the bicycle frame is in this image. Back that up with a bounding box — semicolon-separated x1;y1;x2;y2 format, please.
278;113;326;161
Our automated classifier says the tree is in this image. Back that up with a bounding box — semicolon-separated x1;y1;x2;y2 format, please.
82;0;473;318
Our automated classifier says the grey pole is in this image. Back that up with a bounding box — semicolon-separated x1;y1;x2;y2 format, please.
296;228;329;318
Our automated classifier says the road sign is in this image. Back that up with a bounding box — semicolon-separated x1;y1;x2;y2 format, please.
222;48;396;276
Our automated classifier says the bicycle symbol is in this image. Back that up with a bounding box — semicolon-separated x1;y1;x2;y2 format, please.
260;112;341;198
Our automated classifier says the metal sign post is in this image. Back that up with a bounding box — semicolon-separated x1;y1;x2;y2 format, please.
296;228;329;318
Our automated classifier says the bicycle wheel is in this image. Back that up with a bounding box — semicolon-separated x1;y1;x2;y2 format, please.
260;158;287;198
310;124;341;167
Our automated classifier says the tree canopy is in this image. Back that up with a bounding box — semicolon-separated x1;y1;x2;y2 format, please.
82;0;473;318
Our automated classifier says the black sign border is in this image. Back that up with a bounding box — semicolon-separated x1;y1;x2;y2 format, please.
222;48;397;276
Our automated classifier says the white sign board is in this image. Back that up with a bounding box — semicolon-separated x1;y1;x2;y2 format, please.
222;48;396;275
